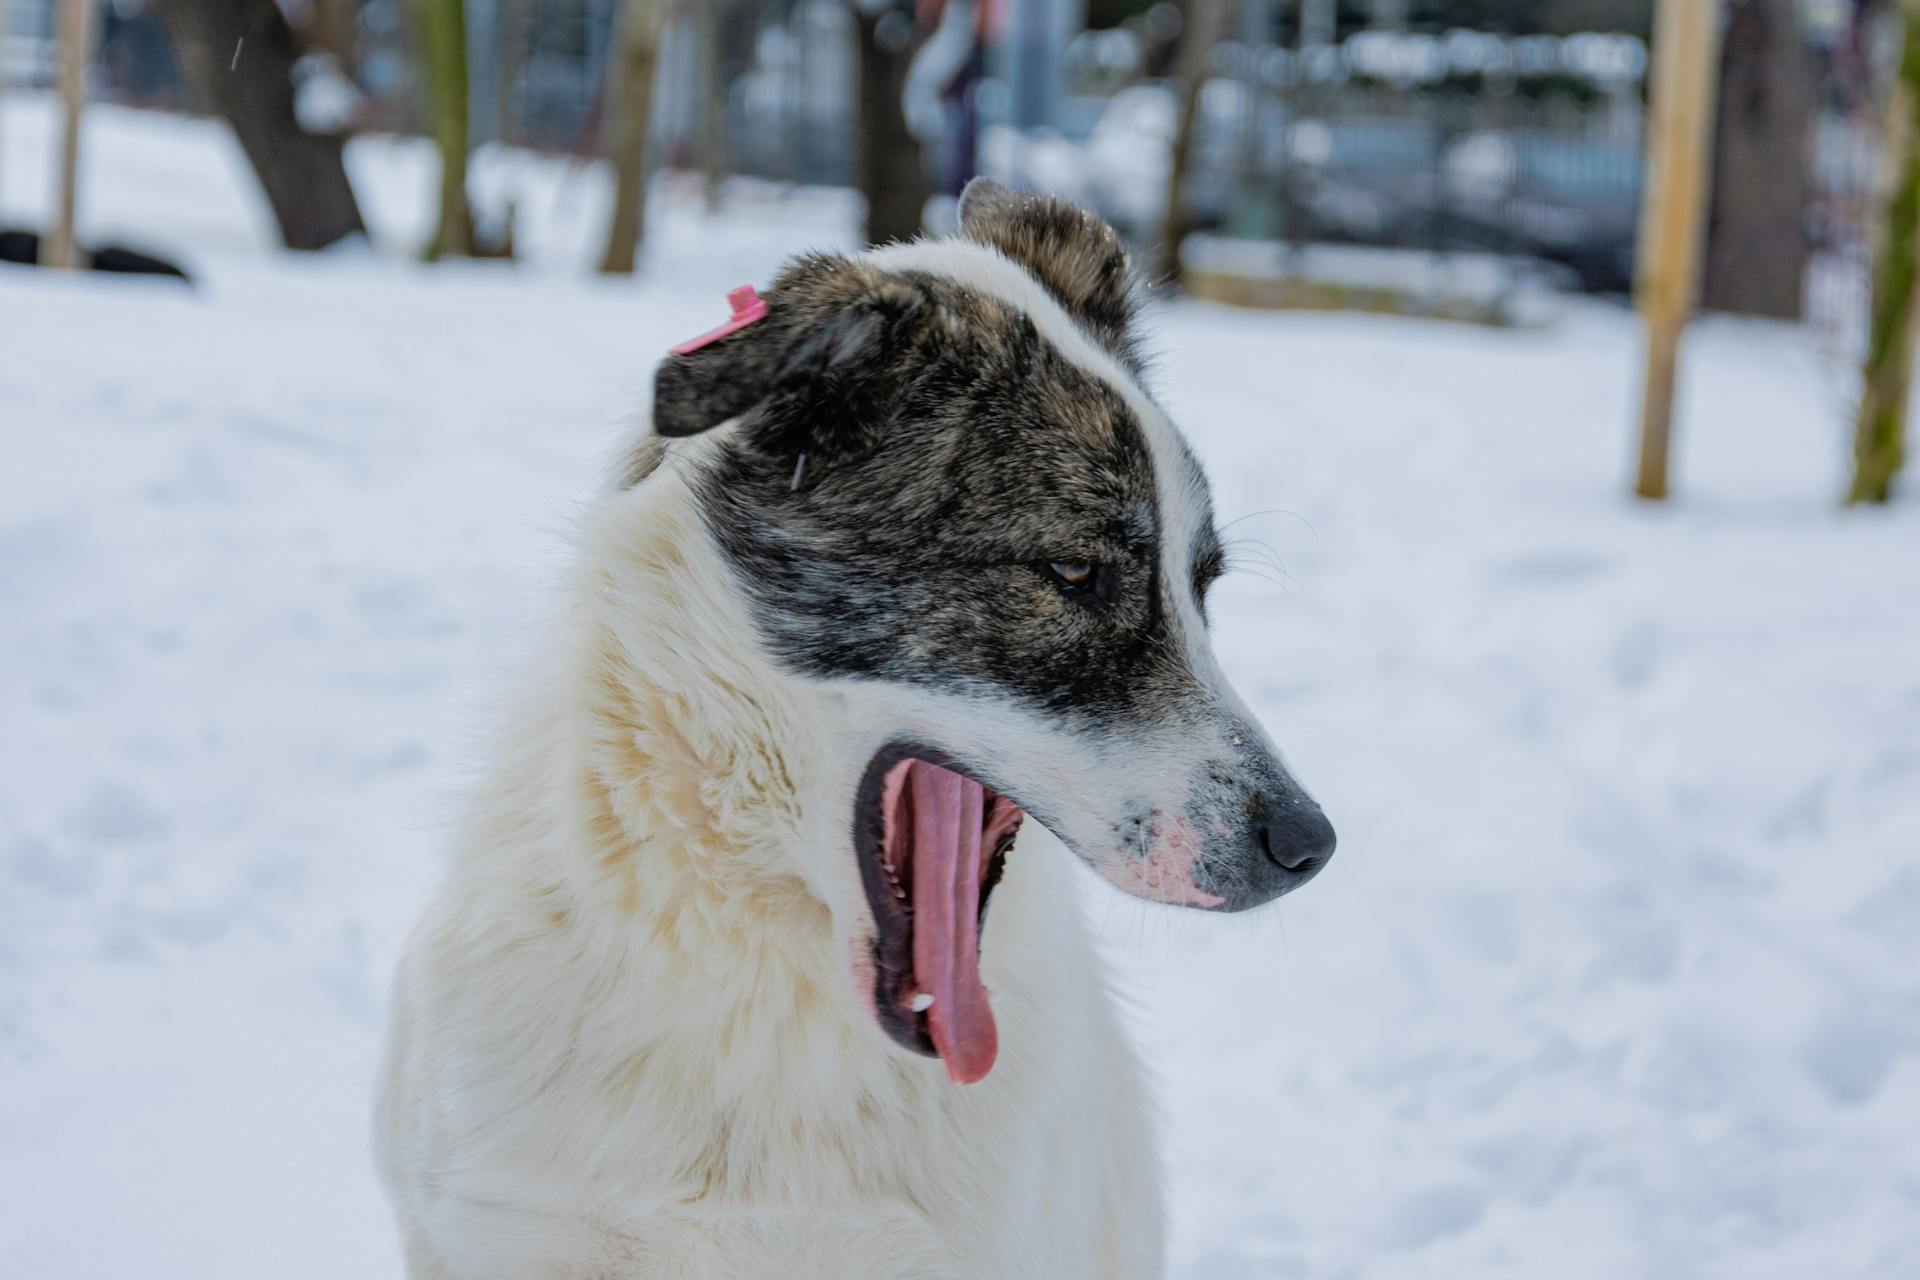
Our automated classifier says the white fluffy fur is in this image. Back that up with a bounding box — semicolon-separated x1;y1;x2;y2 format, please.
378;364;1170;1274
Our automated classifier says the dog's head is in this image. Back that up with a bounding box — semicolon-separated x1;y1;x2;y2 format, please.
646;179;1333;1083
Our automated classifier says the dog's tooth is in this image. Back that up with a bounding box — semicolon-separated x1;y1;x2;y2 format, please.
910;993;935;1012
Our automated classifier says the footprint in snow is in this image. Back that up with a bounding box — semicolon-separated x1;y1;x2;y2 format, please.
1802;1010;1904;1108
62;782;168;846
1378;1182;1487;1251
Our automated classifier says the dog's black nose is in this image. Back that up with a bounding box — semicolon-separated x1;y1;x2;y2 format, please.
1259;800;1336;877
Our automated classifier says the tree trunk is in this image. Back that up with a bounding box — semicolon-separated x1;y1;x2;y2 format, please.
855;2;927;248
1851;1;1920;505
153;0;367;250
598;0;668;275
1147;0;1230;286
1701;0;1813;318
409;0;473;259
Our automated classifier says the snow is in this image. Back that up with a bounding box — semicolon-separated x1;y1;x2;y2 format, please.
4;96;1918;1279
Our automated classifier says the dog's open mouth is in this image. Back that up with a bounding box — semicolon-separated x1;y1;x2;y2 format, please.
855;744;1025;1085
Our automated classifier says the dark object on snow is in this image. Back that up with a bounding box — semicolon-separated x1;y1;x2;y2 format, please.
0;229;192;282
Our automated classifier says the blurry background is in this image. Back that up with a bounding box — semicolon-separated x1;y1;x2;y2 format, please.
0;0;1877;303
2;2;1918;1278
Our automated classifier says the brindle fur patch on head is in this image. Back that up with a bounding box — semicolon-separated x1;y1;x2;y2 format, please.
654;252;1216;733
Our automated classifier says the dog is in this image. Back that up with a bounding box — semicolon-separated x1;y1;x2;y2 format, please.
376;178;1335;1279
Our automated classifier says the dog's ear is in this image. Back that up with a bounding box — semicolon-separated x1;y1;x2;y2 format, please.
651;258;929;465
955;177;1141;371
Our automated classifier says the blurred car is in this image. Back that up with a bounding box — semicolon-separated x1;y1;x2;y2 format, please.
1286;117;1443;244
1440;130;1644;293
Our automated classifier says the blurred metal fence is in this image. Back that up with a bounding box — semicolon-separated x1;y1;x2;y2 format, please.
987;29;1650;294
4;0;59;90
484;0;615;147
355;0;857;177
3;0;177;102
1807;6;1894;379
4;1;1893;309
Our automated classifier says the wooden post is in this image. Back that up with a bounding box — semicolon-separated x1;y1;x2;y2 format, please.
1633;0;1722;501
47;0;97;269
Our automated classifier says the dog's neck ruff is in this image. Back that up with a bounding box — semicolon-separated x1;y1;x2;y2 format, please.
545;464;934;1159
563;461;825;932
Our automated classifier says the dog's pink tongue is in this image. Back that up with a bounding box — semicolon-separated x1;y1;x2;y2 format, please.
905;761;997;1085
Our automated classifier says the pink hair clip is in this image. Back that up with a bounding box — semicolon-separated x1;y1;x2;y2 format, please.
670;285;769;355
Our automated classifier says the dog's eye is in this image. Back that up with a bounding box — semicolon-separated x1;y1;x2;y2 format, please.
1049;561;1096;589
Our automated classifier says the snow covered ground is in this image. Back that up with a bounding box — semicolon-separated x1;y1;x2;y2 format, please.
3;96;1918;1279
